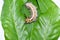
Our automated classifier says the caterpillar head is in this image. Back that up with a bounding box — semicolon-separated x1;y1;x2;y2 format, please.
25;18;32;23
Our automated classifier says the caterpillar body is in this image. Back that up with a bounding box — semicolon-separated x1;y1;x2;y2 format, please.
25;3;37;23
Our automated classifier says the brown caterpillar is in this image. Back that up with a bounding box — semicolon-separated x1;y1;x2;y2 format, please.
25;3;37;23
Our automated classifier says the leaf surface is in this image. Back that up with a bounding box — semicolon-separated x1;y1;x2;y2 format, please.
1;0;60;40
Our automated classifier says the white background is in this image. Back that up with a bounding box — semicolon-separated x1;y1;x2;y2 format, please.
0;0;5;40
0;0;60;40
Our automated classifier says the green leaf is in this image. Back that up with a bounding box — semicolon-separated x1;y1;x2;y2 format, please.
1;0;60;40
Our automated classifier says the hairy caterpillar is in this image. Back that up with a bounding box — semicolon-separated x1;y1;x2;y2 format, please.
25;3;37;23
